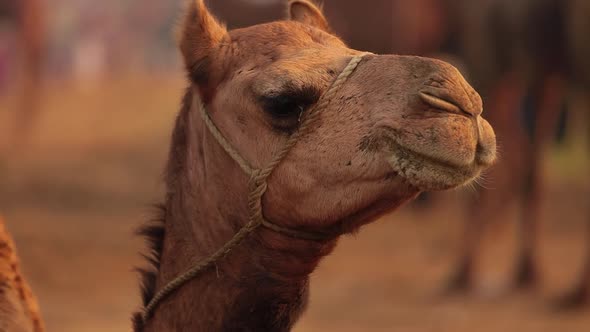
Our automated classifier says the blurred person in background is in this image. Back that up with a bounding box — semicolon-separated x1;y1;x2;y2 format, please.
0;0;45;149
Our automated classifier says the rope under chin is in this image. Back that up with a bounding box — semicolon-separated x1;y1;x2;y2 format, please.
141;54;368;323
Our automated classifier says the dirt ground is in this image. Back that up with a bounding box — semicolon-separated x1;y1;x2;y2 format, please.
1;75;589;332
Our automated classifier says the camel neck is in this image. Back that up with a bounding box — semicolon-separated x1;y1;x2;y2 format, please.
142;94;338;331
145;192;337;331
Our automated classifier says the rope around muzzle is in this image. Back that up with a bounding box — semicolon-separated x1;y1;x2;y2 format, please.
141;54;368;323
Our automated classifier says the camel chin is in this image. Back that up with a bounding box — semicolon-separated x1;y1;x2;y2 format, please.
386;127;496;191
387;149;483;191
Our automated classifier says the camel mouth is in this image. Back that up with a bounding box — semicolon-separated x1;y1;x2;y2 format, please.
385;139;485;191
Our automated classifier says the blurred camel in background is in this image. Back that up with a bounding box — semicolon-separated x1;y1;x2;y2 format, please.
411;0;590;307
0;217;45;332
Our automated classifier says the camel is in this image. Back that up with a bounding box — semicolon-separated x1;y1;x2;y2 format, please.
427;0;590;307
132;1;496;330
0;216;45;332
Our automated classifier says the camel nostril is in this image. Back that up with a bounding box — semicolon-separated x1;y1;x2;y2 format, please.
419;91;463;115
419;83;479;117
421;72;483;117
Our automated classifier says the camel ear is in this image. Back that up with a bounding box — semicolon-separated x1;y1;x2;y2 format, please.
178;0;228;88
288;0;331;32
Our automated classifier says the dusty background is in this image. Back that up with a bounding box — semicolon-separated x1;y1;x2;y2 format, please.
0;75;588;332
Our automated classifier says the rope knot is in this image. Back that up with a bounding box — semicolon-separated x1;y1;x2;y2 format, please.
248;170;268;197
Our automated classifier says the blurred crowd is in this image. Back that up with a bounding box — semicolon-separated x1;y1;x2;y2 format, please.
0;0;182;85
0;0;452;85
1;0;588;87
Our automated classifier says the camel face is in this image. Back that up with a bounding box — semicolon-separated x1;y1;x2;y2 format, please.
181;0;496;230
261;53;496;229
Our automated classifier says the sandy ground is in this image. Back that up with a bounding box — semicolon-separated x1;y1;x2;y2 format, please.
1;75;589;332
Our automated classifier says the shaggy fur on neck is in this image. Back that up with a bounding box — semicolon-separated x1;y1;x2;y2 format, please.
132;89;193;331
132;207;166;332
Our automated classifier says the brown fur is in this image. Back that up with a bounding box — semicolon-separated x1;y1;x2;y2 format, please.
0;217;45;332
134;1;496;330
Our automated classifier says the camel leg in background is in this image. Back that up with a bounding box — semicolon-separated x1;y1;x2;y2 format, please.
446;72;526;292
513;138;541;289
552;0;590;308
513;72;566;289
446;189;517;292
556;215;590;308
555;91;590;308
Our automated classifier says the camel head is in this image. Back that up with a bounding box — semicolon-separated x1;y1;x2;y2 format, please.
179;0;496;232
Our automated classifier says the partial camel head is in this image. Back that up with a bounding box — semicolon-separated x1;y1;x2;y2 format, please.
179;0;496;232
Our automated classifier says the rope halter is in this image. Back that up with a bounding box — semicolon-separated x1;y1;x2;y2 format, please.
141;53;368;323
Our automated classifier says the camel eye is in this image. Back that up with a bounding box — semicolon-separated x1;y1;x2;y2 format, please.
260;94;305;133
262;94;305;119
260;86;320;132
